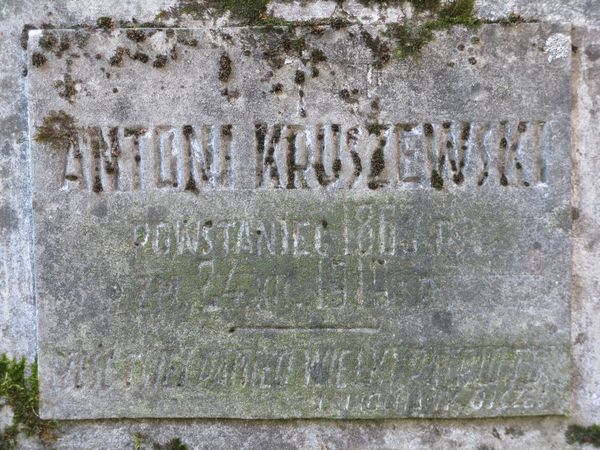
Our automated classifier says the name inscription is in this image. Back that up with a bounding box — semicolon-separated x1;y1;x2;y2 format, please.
55;120;551;192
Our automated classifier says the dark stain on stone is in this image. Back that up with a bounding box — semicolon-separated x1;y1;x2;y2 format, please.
0;204;18;232
111;96;132;122
574;332;586;344
1;142;11;157
504;427;524;438
432;311;452;333
585;44;600;62
90;202;108;218
147;206;168;222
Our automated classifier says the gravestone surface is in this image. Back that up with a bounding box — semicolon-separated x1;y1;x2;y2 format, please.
27;23;572;420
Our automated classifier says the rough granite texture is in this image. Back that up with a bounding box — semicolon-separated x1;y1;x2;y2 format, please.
0;0;599;448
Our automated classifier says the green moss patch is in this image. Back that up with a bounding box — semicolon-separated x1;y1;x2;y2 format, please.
157;0;271;25
0;355;56;449
386;0;478;60
566;424;600;447
133;433;189;450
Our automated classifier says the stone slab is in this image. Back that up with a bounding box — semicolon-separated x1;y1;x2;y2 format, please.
27;23;572;419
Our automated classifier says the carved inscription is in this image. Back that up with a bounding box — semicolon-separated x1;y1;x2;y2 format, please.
129;204;475;319
55;121;551;191
48;346;564;416
60;125;233;192
255;121;549;190
31;25;572;420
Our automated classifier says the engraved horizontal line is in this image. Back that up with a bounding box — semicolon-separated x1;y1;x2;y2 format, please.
231;326;380;334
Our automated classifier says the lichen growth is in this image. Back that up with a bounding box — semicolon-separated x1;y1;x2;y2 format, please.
294;70;306;85
153;54;168;68
361;30;391;69
566;424;600;447
53;74;81;104
132;51;150;63
366;122;386;135
38;31;71;58
109;46;128;66
96;16;114;30
33;110;77;151
258;27;306;68
310;48;327;64
218;52;232;82
356;0;442;11
38;33;57;51
270;82;283;94
0;355;56;449
126;29;147;43
355;0;480;64
132;433;189;450
384;0;479;60
31;52;47;68
157;0;271;25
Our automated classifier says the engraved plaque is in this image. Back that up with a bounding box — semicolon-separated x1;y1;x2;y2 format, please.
28;24;572;419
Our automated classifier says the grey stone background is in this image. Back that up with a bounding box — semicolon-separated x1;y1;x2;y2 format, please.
0;0;598;448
